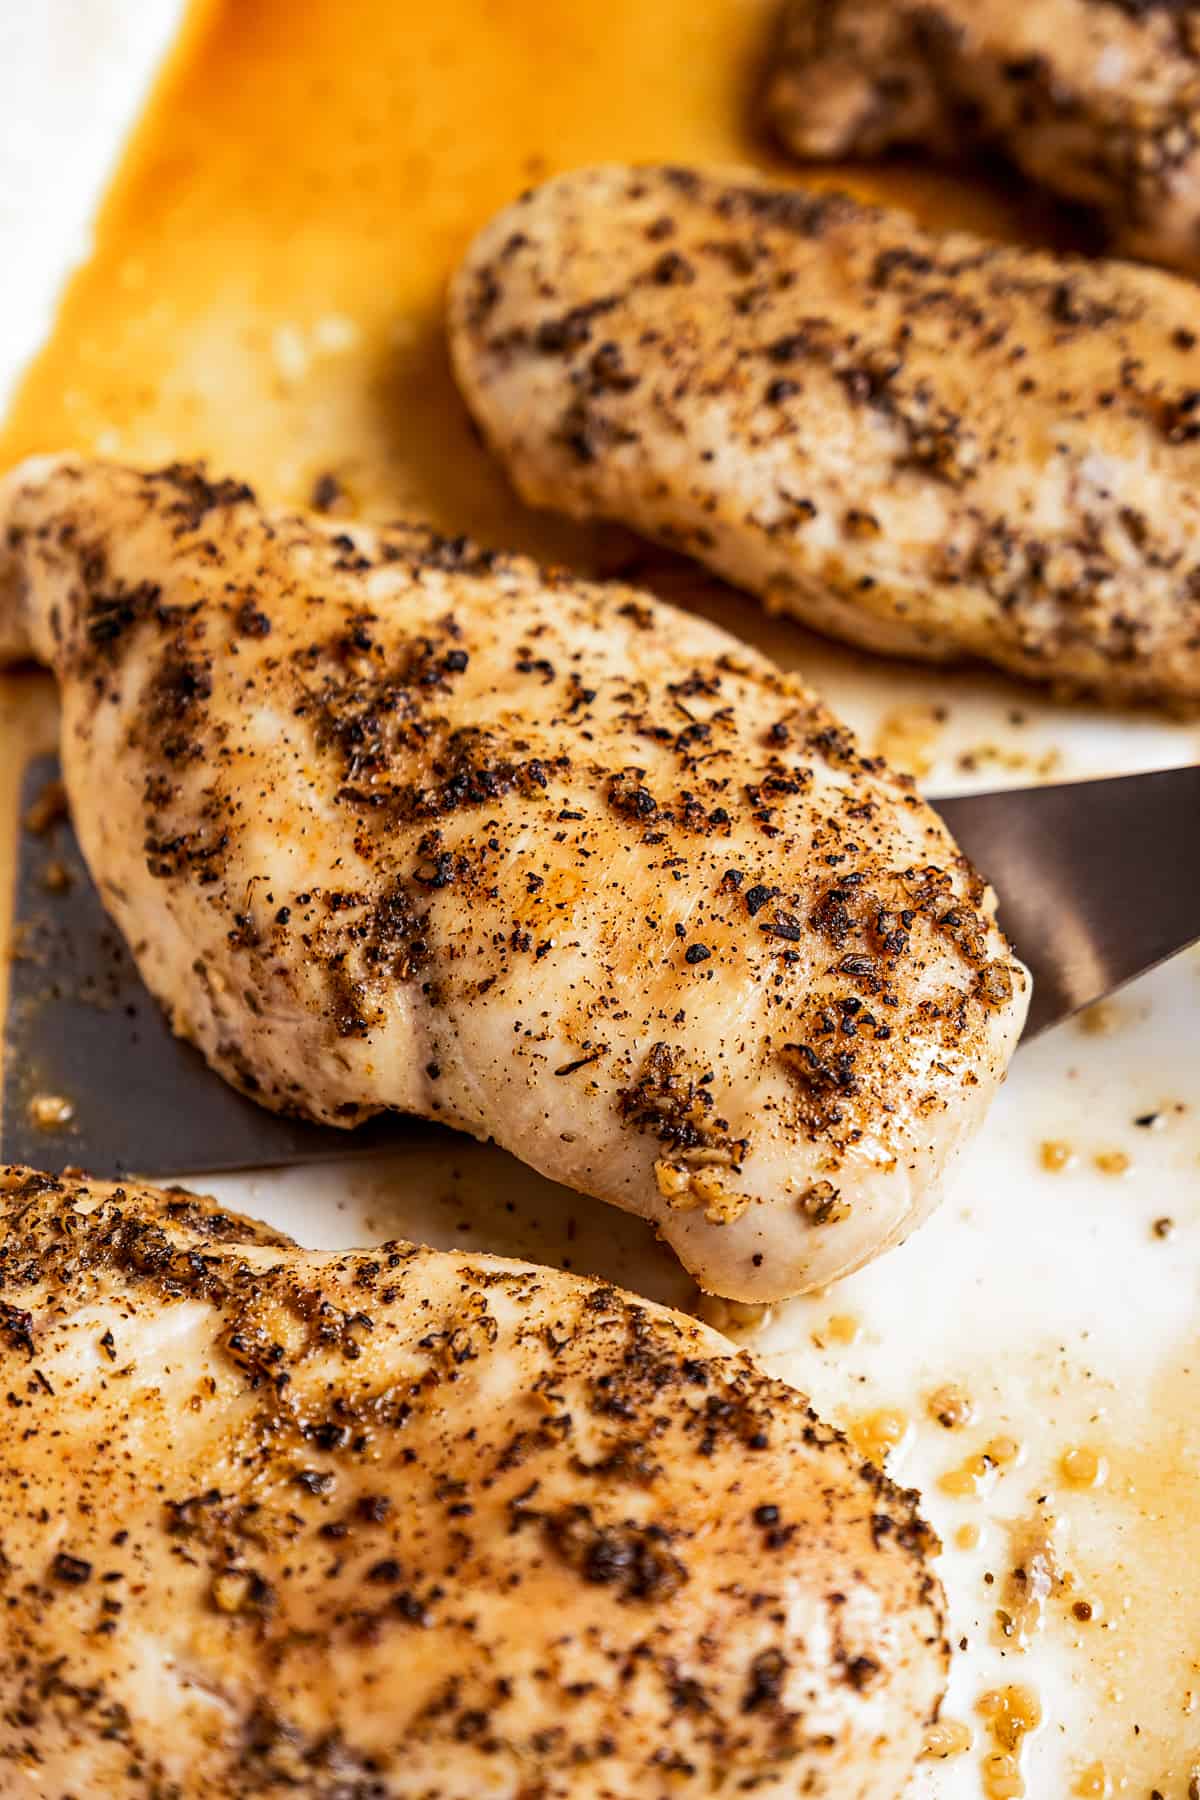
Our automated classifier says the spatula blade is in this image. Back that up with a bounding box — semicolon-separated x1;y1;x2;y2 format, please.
1;754;406;1177
933;763;1200;1041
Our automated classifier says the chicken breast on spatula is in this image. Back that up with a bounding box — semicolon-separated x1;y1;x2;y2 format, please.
763;0;1200;278
0;457;1026;1301
0;1163;947;1798
449;163;1200;705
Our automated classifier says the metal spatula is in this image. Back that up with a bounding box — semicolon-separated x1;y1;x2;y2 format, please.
4;753;1198;1179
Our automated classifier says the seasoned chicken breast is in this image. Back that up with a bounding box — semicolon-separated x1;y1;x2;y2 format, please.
450;163;1200;705
0;1163;947;1798
0;457;1026;1301
763;0;1200;277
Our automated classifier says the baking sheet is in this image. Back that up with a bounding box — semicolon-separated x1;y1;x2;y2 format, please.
2;5;1199;1794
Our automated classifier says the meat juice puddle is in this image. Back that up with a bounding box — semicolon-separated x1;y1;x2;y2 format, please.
3;1;1200;1792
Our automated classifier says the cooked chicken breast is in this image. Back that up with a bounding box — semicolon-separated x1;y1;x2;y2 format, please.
0;1163;947;1798
763;0;1200;277
0;457;1025;1301
449;163;1200;705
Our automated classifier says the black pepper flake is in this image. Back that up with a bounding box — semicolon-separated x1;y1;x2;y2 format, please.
651;250;695;286
234;598;272;638
358;1495;392;1523
292;1468;335;1496
741;1648;787;1713
393;1590;433;1625
0;1303;35;1359
844;1654;881;1691
52;1551;93;1585
761;911;804;942
684;943;711;965
310;471;345;513
542;1503;688;1601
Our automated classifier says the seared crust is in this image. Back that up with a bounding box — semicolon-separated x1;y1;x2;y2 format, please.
0;457;1025;1300
0;1164;947;1798
450;162;1200;705
763;0;1200;277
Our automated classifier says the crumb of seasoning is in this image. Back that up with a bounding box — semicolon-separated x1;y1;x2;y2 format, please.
28;1093;74;1131
926;1381;975;1429
921;1717;973;1759
210;1569;254;1614
1152;1216;1175;1239
23;778;67;836
797;1178;849;1225
1093;1149;1130;1176
1040;1139;1076;1173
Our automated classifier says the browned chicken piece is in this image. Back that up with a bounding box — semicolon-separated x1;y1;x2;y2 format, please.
0;1164;947;1798
763;0;1200;277
0;457;1027;1302
449;163;1200;705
